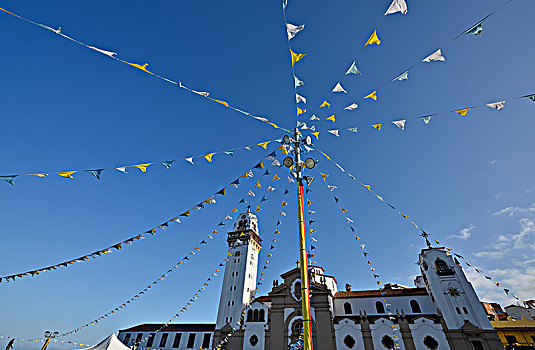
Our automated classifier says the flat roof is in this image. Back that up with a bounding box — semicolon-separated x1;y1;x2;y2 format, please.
119;323;215;332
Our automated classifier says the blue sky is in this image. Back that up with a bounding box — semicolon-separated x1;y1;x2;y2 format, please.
1;0;535;348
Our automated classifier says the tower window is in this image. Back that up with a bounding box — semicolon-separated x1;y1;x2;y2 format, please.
410;300;422;313
253;309;259;321
381;335;395;349
247;310;253;322
147;333;155;347
159;333;168;348
344;302;353;315
235;251;241;256
259;309;265;321
122;333;131;346
471;341;484;350
249;334;259;347
435;258;454;276
456;307;462;314
344;335;356;349
172;333;182;348
232;300;234;306
202;334;211;349
423;335;439;350
187;333;196;348
135;333;143;345
463;307;469;314
376;301;385;314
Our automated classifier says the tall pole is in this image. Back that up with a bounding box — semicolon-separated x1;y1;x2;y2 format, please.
292;128;313;350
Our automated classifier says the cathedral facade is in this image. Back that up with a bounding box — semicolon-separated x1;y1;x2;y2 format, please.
118;210;504;350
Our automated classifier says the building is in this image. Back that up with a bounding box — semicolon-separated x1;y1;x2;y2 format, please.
505;303;535;321
482;303;508;321
117;210;504;350
490;317;535;348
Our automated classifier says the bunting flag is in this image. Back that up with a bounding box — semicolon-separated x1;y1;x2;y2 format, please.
0;336;89;348
315;163;401;348
0;152;282;285
296;106;306;116
294;75;304;87
392;70;409;81
345;61;361;75
453;107;471;117
328;130;340;137
363;90;377;100
344;103;358;111
286;23;305;40
462;20;484;36
371;123;383;131
422;49;445;62
421;116;432;124
309;114;320;121
290;50;306;66
320;100;330;108
348;127;358;133
326;115;336;122
385;0;408;15
392;120;406;130
296;94;307;104
486;101;506;110
0;138;279;185
364;29;381;46
332;82;347;93
0;7;289;132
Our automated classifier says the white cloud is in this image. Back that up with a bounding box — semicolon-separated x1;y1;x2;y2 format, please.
490;160;497;165
448;224;474;240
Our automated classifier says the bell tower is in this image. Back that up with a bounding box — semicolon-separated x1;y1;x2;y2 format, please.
215;208;262;330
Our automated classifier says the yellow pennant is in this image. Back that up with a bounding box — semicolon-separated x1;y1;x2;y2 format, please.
320;173;328;180
363;90;377;100
133;163;151;173
274;230;280;234
267;122;281;129
273;174;280;181
202;197;212;204
453;107;471;117
311;132;320;139
365;29;381;46
254;181;261;188
307;199;314;206
181;210;191;217
363;184;371;190
320;151;331;160
202;153;216;162
341;208;348;213
257;161;264;169
326;114;336;122
254;206;262;212
399;213;408;219
320;100;330;108
297;106;306;116
211;229;218;234
290;50;306;66
56;171;77;179
277;144;288;154
356;236;361;241
433;238;441;244
214;99;229;107
126;61;151;73
227;252;232;256
231;208;238;212
194;246;200;251
257;141;270;150
239;173;249;179
310;229;316;233
281;201;288;207
371;123;382;131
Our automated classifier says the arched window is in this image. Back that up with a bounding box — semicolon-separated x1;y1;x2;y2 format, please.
259;309;265;322
253;309;259;322
435;258;454;276
456;307;462;314
344;335;356;349
344;302;353;315
423;335;439;350
247;310;253;322
294;281;301;299
410;300;422;313
381;335;395;349
463;307;469;314
376;301;385;314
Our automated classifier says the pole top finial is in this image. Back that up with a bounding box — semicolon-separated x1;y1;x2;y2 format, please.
420;230;432;248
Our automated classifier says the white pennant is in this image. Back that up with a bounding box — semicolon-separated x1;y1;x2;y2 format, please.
332;82;347;93
116;167;128;173
88;46;117;57
185;157;194;165
303;145;314;152
247;170;254;177
328;185;337;191
392;119;406;130
344;103;358;110
328;129;340;137
247;190;255;197
267;186;276;192
286;23;305;40
385;0;408;15
310;114;320;121
296;93;307;104
423;49;445;62
486;101;506;110
272;159;281;166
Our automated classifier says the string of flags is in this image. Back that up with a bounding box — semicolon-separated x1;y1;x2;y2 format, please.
301;93;534;139
0;336;90;349
0;138;280;186
315;166;402;349
56;159;284;339
0;152;278;285
0;7;289;133
304;183;318;266
281;0;308;127
360;0;514;102
313;145;528;305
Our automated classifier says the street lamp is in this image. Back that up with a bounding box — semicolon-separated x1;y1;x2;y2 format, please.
41;331;59;350
282;128;316;350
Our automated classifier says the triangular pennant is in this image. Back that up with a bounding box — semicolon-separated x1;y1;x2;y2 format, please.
56;171;77;179
320;100;330;108
371;123;383;131
310;114;320;121
332;82;347;93
224;150;234;157
254;161;264;169
344;103;358;110
453;108;471;117
85;169;104;179
486;101;506;110
392;70;409;81
216;188;227;196
214;99;229;107
132;164;151;173
328;130;340;137
257;141;270;150
253;181;261;188
365;29;381;46
185;157;194;164
363;90;377;100
296;106;306;116
0;175;18;185
421;116;432;124
296;94;307;104
294;75;304;87
326;114;336;122
202;153;216;162
126;61;150;72
345;61;361;75
311;132;320;139
348;127;358;133
161;160;175;169
385;0;408;15
462;20;484;36
526;94;535;102
286;23;305;40
422;49;445;62
290;50;306;66
254;206;262;212
392;119;406;130
247;190;255;196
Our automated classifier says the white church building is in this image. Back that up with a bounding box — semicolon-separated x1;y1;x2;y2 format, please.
117;210;504;350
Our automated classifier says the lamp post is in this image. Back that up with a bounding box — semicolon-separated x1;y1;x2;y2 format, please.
41;331;59;350
282;128;316;350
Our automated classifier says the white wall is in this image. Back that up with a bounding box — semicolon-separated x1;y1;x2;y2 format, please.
334;318;365;350
333;295;435;317
409;318;450;350
117;331;213;350
370;318;406;350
